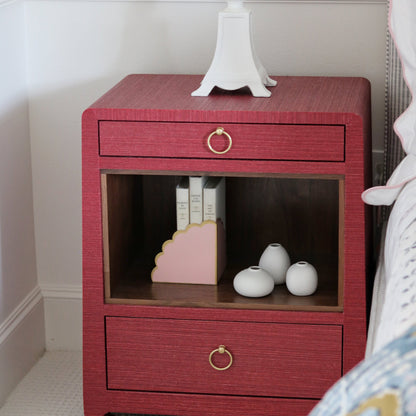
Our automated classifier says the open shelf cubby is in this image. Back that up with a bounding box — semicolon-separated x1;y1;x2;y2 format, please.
101;171;344;311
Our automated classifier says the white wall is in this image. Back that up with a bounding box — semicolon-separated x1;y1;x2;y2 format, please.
0;0;389;404
22;0;387;350
0;0;44;405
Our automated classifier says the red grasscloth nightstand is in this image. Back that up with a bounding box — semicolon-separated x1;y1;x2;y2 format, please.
82;74;372;416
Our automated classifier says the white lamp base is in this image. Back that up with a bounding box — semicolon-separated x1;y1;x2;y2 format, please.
192;3;276;97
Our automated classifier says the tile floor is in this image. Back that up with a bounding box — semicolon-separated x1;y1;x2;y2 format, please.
0;352;167;416
0;351;84;416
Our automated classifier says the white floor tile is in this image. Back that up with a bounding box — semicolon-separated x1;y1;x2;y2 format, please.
0;351;83;416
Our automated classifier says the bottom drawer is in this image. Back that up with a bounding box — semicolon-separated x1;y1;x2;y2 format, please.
106;317;342;399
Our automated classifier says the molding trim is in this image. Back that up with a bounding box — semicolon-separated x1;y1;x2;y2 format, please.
143;0;388;3
0;286;43;345
41;284;82;300
1;0;387;10
0;0;21;8
42;284;82;350
21;0;387;4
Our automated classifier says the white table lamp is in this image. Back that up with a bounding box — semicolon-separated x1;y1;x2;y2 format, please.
192;0;276;97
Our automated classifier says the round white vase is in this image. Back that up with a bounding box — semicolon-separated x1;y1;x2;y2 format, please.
286;261;318;296
259;243;291;285
233;266;274;298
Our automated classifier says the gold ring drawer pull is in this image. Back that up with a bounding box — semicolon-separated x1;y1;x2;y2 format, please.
209;345;233;371
207;127;232;155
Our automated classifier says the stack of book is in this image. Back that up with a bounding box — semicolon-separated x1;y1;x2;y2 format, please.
152;176;227;285
176;176;226;231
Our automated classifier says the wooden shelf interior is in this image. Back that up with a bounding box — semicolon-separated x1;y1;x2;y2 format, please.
102;172;343;310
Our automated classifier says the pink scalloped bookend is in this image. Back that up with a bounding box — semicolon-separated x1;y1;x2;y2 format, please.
151;220;226;285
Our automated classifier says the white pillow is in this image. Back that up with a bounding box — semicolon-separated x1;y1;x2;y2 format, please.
362;0;416;207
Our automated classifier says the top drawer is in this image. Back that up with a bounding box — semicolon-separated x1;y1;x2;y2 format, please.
99;121;345;161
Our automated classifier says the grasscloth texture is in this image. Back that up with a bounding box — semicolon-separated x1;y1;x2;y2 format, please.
83;75;371;416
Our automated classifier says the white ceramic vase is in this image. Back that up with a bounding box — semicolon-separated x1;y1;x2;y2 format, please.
233;266;274;298
259;243;291;285
286;261;318;296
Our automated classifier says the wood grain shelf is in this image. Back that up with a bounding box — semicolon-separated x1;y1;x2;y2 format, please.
102;172;343;311
107;268;341;311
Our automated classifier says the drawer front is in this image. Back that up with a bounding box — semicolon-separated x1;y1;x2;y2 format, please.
106;317;342;399
99;121;345;161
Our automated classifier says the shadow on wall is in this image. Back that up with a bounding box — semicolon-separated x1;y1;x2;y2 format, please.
0;100;38;321
0;98;45;406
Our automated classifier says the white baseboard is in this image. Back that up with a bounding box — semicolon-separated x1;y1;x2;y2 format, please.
0;286;45;406
41;284;82;351
0;286;43;344
41;283;82;300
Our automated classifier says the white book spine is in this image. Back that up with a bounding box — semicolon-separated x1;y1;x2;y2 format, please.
203;189;216;222
189;176;208;224
176;178;189;231
203;177;226;227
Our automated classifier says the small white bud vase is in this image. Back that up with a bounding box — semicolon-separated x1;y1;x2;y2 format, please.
259;243;291;285
233;266;274;298
286;261;318;296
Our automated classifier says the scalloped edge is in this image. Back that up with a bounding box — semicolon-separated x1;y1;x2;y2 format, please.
151;220;218;281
